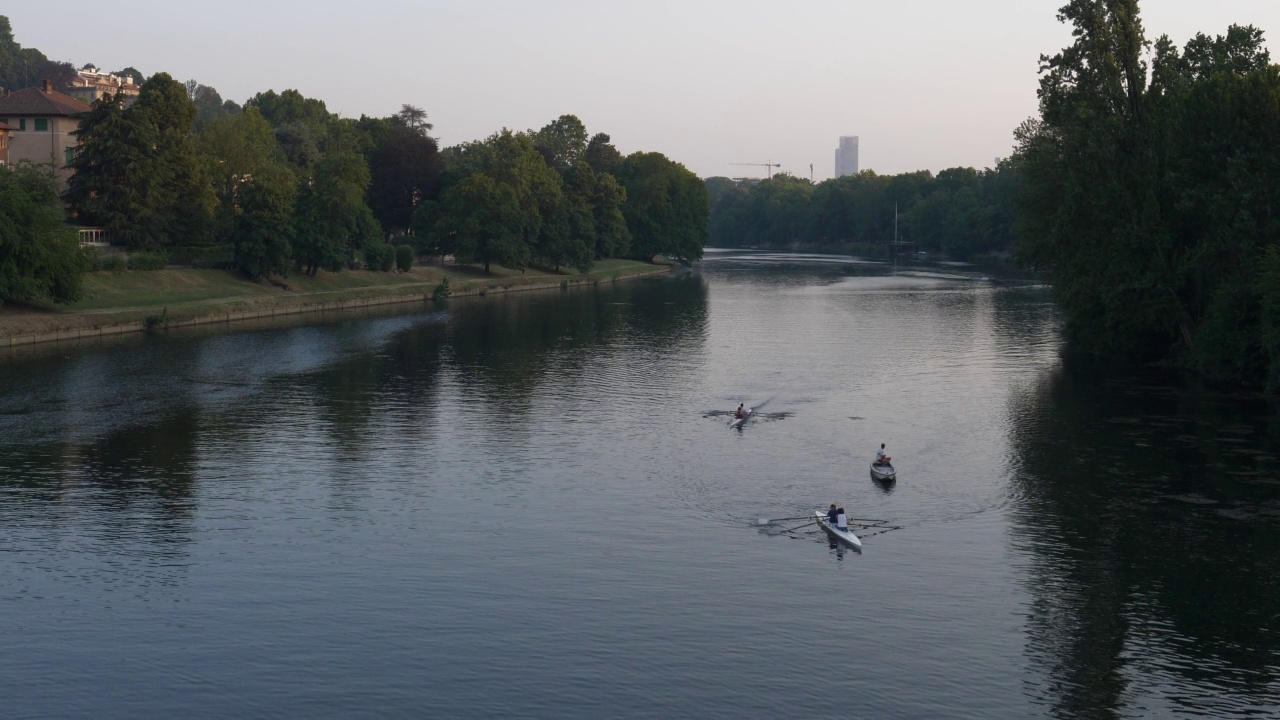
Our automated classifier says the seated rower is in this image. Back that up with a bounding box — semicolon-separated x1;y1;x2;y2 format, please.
874;443;892;467
734;404;747;420
836;507;849;531
827;504;839;525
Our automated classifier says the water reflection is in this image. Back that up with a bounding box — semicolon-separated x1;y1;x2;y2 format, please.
1007;363;1280;718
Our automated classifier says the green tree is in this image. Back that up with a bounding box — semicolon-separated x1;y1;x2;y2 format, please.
585;133;623;176
246;89;331;128
197;107;281;240
231;164;296;278
592;172;630;258
432;174;527;273
532;114;588;172
0;163;87;305
65;93;170;249
616;151;708;264
366;122;444;236
293;152;376;275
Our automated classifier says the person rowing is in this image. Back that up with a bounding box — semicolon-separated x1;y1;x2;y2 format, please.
874;443;892;467
734;404;747;420
827;503;839;525
836;507;849;531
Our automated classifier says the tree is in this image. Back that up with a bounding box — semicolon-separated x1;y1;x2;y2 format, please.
231;164;296;278
585;132;622;176
293;151;376;275
592;172;630;258
432;174;527;273
366;123;444;236
532;115;588;171
197;107;283;241
133;72;214;244
396;104;433;135
185;79;238;125
246;89;331;128
0;163;87;305
616;151;708;264
65;93;171;249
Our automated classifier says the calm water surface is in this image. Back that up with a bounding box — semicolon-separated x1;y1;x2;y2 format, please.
2;251;1279;718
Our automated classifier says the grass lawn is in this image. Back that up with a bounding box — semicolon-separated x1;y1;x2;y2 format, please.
1;258;672;338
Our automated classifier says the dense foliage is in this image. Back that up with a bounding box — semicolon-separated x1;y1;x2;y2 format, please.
0;164;86;305
1017;2;1280;386
707;163;1020;260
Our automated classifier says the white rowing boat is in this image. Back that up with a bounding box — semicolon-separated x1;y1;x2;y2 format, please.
728;408;753;429
815;511;863;550
870;463;896;481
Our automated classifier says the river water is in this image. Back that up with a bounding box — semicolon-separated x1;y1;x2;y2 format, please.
2;251;1278;718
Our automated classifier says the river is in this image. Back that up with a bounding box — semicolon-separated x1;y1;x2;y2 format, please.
2;251;1278;718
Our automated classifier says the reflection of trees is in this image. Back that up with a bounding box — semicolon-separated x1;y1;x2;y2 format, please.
0;409;200;564
1007;364;1280;718
445;277;709;411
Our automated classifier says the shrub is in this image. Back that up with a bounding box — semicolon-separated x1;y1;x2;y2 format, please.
378;244;396;272
432;277;451;303
128;252;169;271
99;254;127;271
395;244;414;272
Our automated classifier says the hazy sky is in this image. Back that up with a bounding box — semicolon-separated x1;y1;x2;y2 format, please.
9;1;1279;179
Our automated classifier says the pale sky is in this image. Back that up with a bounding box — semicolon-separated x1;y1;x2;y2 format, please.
9;1;1279;180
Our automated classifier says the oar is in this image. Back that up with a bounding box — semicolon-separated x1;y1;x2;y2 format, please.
778;519;817;534
757;516;813;525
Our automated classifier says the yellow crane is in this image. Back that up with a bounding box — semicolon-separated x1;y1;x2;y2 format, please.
730;161;781;179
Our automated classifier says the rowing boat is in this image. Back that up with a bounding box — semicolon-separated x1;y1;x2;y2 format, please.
815;511;863;550
728;408;753;429
870;463;896;481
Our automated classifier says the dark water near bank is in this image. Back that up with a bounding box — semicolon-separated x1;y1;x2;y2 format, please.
2;251;1279;718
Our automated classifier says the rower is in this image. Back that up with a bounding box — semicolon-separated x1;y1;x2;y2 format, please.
734;404;747;419
875;443;892;467
827;504;839;525
836;507;849;531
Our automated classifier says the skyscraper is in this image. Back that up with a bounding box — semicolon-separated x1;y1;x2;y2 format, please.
835;136;859;178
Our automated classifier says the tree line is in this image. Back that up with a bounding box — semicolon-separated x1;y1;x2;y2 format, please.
0;11;709;307
61;76;707;279
1017;2;1280;388
706;162;1021;259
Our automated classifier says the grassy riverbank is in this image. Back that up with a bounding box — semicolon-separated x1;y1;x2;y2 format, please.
0;258;671;342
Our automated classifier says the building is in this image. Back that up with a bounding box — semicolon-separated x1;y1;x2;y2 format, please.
66;66;141;106
0;121;13;167
0;80;91;185
835;136;859;178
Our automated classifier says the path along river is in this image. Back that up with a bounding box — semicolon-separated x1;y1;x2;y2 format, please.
2;251;1278;718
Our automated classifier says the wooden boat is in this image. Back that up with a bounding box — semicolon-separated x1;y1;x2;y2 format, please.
870;462;896;481
728;408;753;429
815;511;863;550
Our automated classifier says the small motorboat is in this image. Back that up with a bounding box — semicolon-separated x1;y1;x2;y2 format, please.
870;462;896;481
815;511;863;550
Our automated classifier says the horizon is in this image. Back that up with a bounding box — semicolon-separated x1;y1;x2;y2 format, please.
8;1;1279;180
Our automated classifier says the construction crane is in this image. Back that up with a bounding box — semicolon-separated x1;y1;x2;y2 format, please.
730;161;781;179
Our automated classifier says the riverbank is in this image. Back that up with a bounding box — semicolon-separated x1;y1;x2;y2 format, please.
0;258;673;347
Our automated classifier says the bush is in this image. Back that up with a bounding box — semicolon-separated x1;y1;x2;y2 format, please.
128;252;169;271
395;244;414;272
432;277;451;303
362;244;395;272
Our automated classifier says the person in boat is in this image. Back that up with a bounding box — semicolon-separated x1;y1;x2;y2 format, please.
734;404;747;420
836;507;849;531
875;443;892;467
827;504;839;525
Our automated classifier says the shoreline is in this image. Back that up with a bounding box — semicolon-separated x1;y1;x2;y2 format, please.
1;262;674;348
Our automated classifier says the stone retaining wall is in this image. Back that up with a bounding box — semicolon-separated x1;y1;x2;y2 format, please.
2;268;672;348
